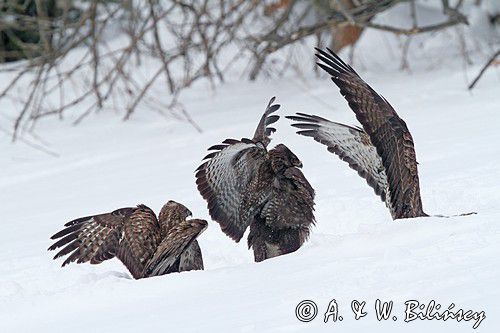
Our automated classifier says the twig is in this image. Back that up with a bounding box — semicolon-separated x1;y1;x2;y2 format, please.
0;125;59;157
468;49;500;90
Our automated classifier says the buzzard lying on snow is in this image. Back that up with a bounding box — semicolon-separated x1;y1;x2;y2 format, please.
288;48;427;220
48;201;207;279
196;97;315;262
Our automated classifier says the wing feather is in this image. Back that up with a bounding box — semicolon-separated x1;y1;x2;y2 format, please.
116;205;161;279
287;113;389;204
315;47;426;219
49;205;161;279
252;97;280;147
196;141;268;241
143;219;207;277
178;240;204;272
196;98;283;240
48;208;134;266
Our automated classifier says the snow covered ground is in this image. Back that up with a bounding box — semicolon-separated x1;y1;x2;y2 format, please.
1;5;499;332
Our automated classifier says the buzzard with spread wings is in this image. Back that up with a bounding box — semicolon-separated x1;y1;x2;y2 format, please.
288;48;427;220
196;97;315;262
48;201;207;279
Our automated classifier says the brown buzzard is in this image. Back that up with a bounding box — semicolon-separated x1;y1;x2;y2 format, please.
48;201;207;279
288;48;427;220
195;97;315;262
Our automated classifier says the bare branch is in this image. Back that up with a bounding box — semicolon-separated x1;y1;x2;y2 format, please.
468;49;500;90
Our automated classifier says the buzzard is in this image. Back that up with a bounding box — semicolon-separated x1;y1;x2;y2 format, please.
195;97;315;262
287;48;427;220
48;201;207;279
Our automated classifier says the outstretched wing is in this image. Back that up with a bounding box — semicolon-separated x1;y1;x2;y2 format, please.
287;113;389;204
48;207;134;267
252;97;280;147
315;47;426;219
116;205;161;279
196;139;268;241
196;98;282;240
49;205;161;279
143;219;207;277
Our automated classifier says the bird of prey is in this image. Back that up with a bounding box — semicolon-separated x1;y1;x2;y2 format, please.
195;97;315;262
48;201;207;279
288;48;427;220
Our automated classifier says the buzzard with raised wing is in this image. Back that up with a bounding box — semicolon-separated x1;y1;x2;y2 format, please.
48;201;207;279
288;48;427;220
196;97;315;262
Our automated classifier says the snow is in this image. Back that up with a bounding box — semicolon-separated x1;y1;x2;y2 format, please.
1;4;500;333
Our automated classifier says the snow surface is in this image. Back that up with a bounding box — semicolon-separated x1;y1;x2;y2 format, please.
1;4;500;332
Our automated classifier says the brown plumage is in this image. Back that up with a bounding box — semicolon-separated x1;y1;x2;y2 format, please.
287;48;427;220
195;97;315;262
48;201;207;279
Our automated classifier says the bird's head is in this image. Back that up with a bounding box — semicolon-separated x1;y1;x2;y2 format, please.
188;218;209;234
158;200;193;229
269;144;303;172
